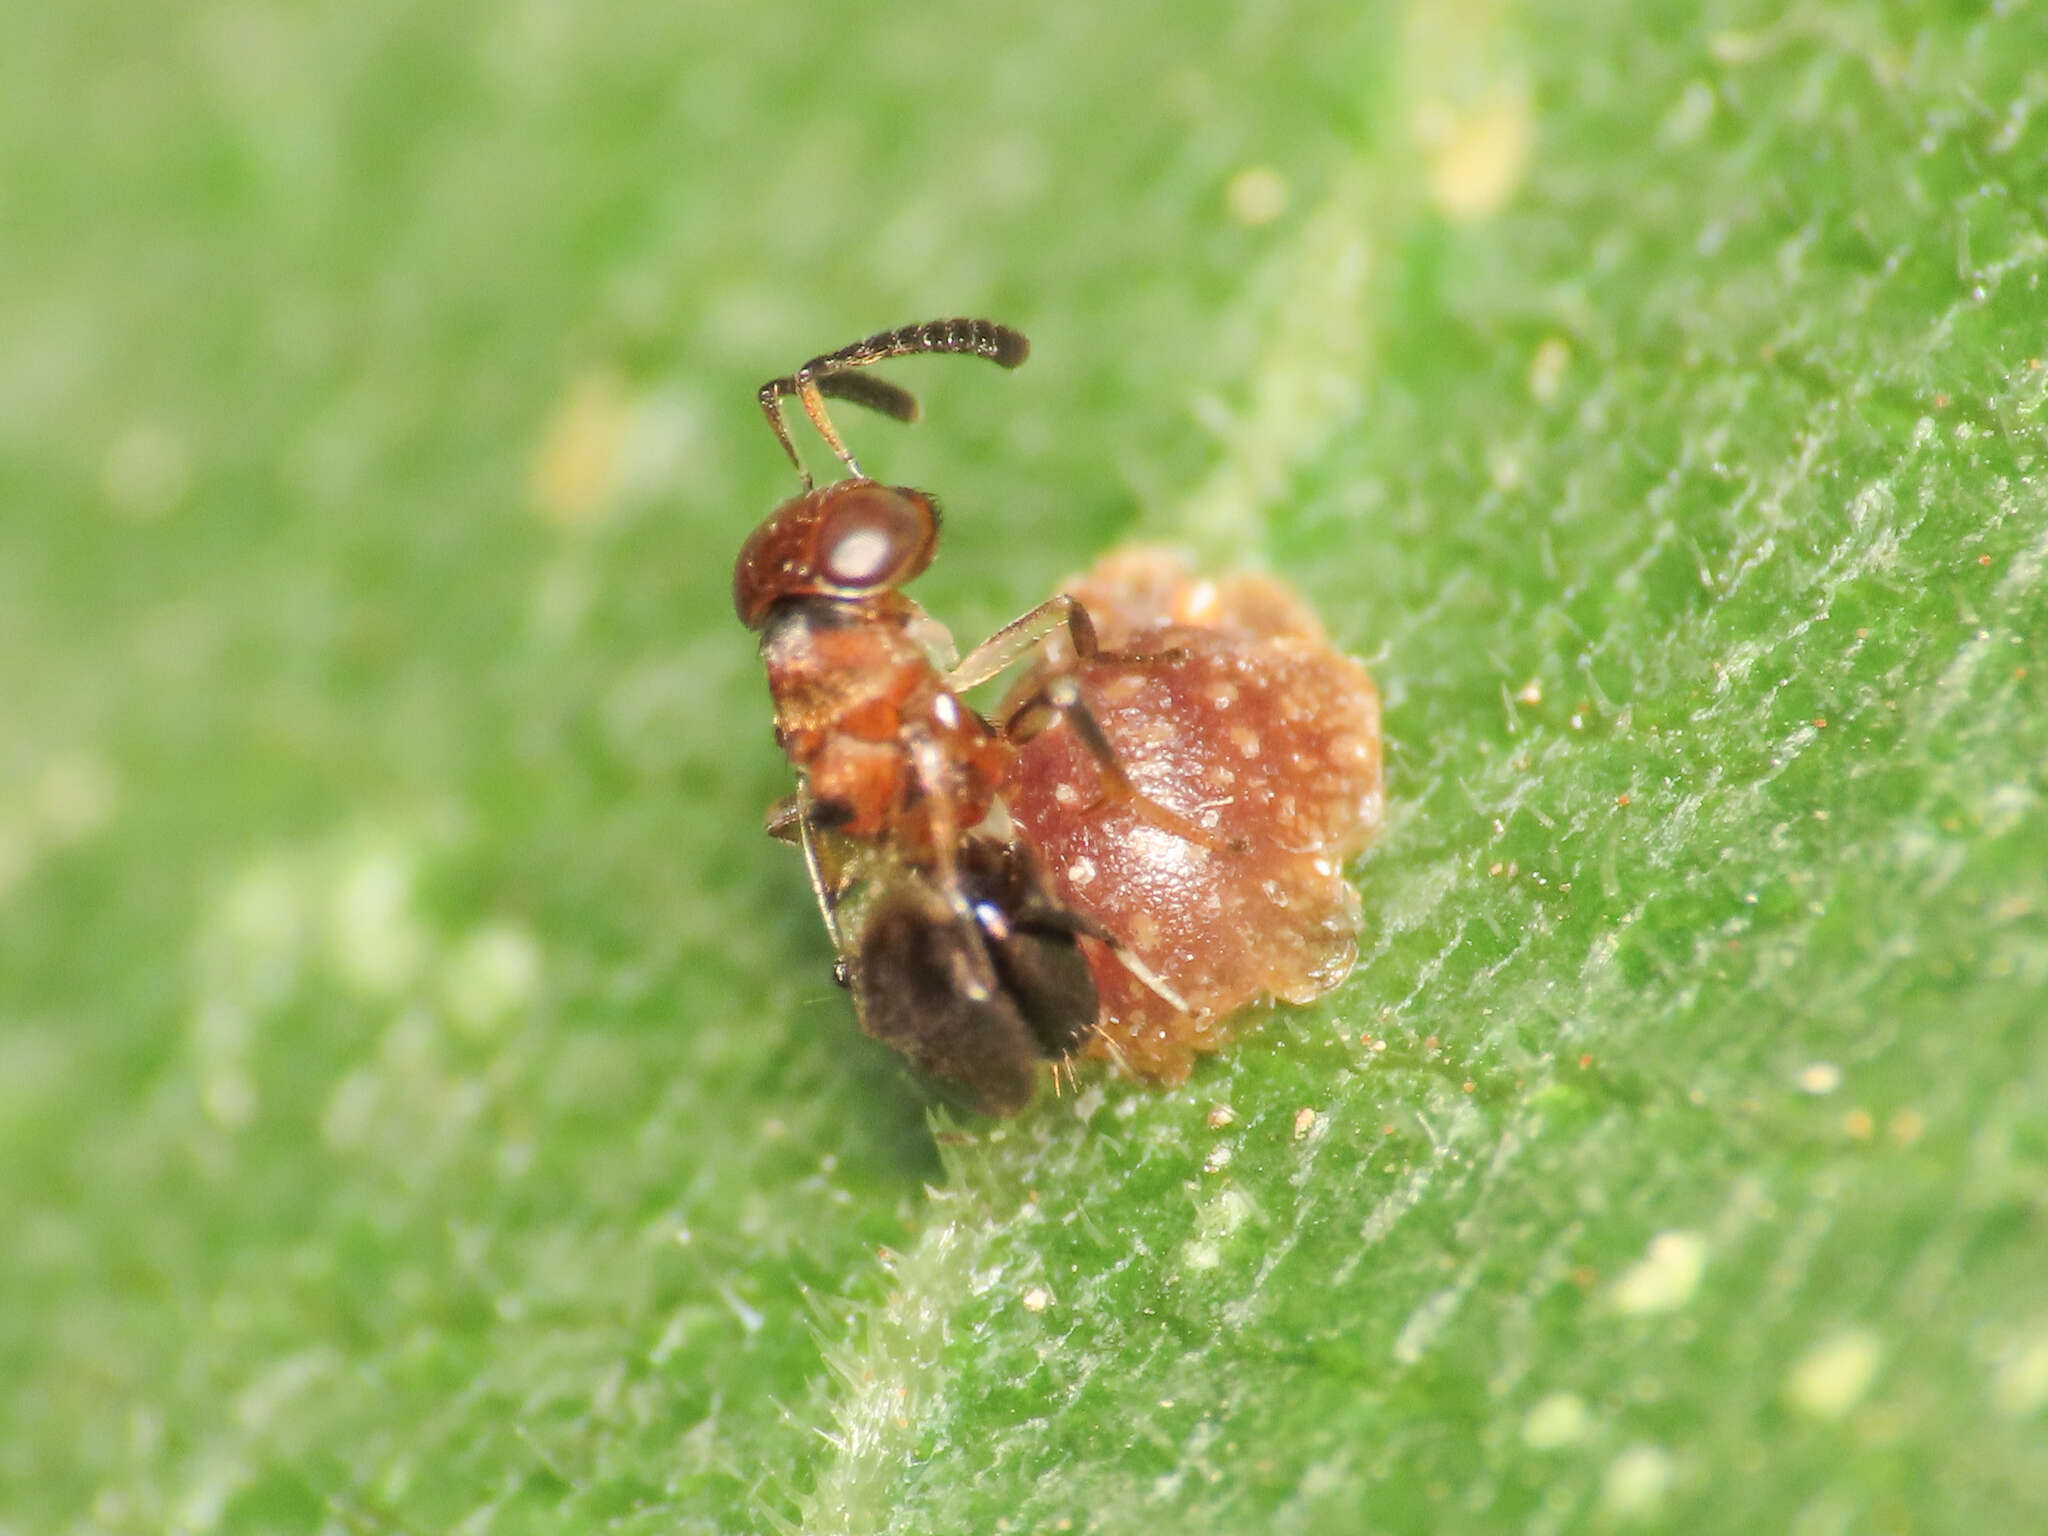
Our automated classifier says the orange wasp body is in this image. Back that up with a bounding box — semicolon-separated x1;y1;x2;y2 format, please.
735;320;1188;1114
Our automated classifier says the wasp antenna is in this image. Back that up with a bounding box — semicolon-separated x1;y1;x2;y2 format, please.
808;318;1030;375
757;378;815;490
758;319;1030;488
817;371;921;424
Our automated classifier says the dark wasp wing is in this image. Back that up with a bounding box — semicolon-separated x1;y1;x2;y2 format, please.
961;836;1099;1063
852;835;1099;1116
855;878;1041;1115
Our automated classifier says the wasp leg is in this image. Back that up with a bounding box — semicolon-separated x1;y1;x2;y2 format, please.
1002;675;1224;851
946;594;1098;692
767;779;853;961
1003;896;1191;1018
904;732;1004;1001
764;794;802;843
947;594;1188;695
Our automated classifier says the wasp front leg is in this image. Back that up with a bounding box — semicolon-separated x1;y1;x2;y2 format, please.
765;779;857;968
903;732;996;963
946;593;1187;695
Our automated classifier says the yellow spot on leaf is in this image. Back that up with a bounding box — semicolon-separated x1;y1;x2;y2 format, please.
1416;87;1533;221
1522;1391;1590;1449
1988;1326;2048;1418
1612;1229;1707;1315
532;367;631;528
1785;1328;1882;1419
1226;166;1290;226
327;849;425;996
1600;1444;1675;1520
1795;1060;1842;1095
443;924;542;1035
1528;336;1571;403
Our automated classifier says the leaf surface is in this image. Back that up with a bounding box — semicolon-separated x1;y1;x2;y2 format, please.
3;2;2044;1534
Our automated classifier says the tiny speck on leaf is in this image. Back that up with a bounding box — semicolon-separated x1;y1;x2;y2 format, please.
1796;1061;1842;1095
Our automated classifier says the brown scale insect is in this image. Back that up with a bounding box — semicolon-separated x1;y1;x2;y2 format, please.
1001;547;1385;1084
736;319;1203;1114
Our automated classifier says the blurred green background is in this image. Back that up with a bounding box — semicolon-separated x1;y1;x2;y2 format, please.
4;1;2046;1532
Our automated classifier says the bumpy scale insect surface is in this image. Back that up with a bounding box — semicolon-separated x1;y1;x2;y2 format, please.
1004;546;1384;1082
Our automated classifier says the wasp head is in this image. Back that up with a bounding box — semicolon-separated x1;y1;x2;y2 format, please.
733;479;941;629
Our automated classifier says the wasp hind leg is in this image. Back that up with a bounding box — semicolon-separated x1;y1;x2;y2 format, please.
1002;675;1225;852
1007;892;1191;1022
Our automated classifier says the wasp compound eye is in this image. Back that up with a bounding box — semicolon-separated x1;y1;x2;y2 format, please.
817;485;938;593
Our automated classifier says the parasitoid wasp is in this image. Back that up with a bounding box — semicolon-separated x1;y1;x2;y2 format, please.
734;319;1202;1114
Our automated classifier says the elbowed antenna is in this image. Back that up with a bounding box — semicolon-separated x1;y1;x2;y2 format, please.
758;318;1031;490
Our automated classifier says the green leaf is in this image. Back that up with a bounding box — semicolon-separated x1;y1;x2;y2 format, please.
4;2;2044;1534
